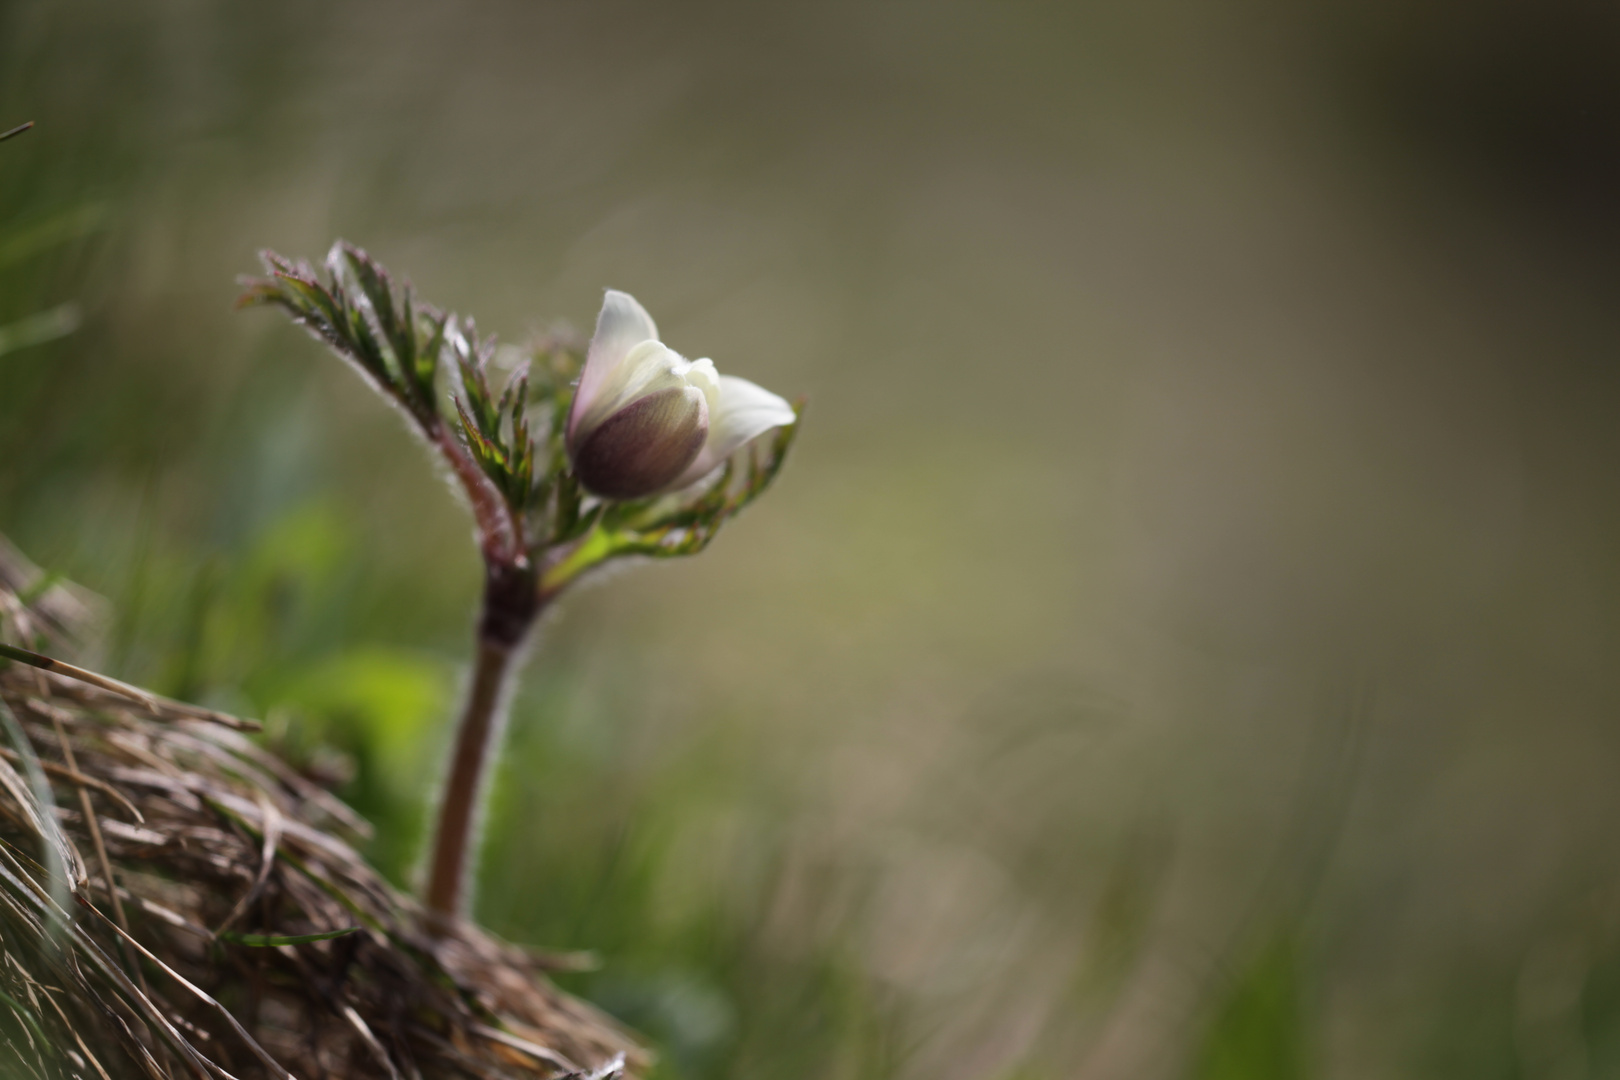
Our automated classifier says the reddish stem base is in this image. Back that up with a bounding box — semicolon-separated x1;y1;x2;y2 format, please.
424;563;541;923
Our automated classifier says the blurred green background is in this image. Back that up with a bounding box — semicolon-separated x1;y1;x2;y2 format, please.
6;1;1620;1077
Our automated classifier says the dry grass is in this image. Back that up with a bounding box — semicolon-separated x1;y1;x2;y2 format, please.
0;537;647;1079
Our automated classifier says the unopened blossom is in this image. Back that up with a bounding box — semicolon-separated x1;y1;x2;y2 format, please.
565;290;795;500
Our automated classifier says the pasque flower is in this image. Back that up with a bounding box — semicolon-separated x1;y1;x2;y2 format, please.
248;245;803;923
566;290;795;500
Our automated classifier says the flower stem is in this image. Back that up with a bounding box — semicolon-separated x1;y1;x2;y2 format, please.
424;563;540;922
432;425;522;565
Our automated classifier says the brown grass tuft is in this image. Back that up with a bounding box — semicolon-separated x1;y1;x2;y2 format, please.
0;538;646;1079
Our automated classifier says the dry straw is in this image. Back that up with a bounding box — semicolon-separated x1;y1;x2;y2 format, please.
0;537;646;1080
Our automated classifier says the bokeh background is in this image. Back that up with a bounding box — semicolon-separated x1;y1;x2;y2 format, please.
6;1;1620;1076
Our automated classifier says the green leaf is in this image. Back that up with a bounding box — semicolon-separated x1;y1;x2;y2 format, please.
0;303;79;359
1193;936;1308;1080
418;308;451;391
220;926;363;947
0;202;110;269
243;246;449;430
0;987;46;1047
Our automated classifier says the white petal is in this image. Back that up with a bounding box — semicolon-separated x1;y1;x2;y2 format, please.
568;289;659;441
686;357;722;417
673;374;795;487
573;340;689;441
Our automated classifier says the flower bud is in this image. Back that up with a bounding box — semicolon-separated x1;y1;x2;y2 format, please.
572;383;708;499
567;290;795;500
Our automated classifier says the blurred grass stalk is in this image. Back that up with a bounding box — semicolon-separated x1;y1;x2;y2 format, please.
0;302;80;359
0;122;83;362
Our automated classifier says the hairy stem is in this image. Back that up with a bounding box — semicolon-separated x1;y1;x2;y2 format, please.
432;425;522;565
423;639;513;919
424;563;541;921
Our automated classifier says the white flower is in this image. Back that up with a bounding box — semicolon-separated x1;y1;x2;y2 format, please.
565;290;795;500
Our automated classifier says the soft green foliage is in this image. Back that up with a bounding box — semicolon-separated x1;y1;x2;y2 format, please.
238;242;801;597
0;303;79;359
1193;937;1309;1080
0;125;90;363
